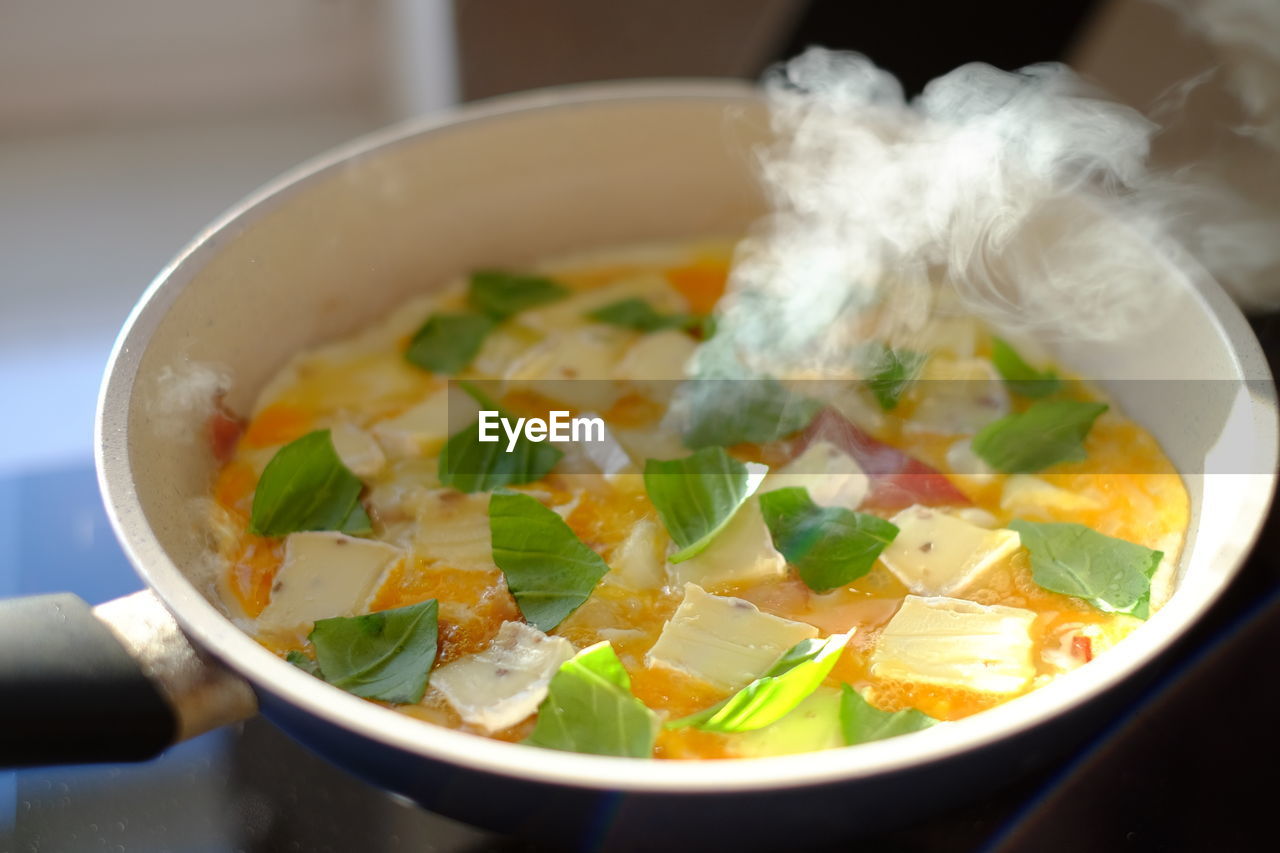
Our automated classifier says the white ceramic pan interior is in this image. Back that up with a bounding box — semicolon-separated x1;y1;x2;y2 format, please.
97;81;1278;792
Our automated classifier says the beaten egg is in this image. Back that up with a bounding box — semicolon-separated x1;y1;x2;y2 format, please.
207;241;1188;760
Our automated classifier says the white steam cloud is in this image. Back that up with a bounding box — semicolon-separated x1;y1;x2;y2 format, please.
1157;0;1280;148
1149;0;1280;310
697;47;1275;378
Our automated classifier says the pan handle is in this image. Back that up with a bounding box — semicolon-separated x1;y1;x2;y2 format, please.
0;590;257;767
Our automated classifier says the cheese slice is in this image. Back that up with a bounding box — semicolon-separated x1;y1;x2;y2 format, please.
614;329;698;399
370;385;469;459
907;357;1010;435
871;595;1036;694
945;438;997;484
256;532;402;632
611;420;687;463
646;583;818;690
670;499;787;589
329;421;386;478
471;323;540;377
575;414;636;480
604;517;669;590
504;326;630;411
880;505;1021;596
762;440;869;510
1000;474;1103;517
411;489;496;571
431;621;575;733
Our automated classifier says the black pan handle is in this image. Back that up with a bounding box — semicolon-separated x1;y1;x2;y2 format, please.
0;591;257;768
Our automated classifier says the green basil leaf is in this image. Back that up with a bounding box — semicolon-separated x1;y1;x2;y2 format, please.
285;650;322;677
643;447;764;562
249;429;372;537
489;491;610;631
525;641;659;758
865;345;926;411
758;487;899;592
437;385;563;493
1009;519;1163;618
467;270;568;320
405;312;495;374
681;378;822;449
668;633;848;733
309;599;439;703
839;685;937;745
991;337;1061;398
970;400;1107;473
731;688;845;757
587;297;700;333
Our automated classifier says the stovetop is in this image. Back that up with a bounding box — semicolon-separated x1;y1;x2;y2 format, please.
4;317;1279;853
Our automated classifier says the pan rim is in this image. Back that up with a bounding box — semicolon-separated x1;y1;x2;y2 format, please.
95;78;1278;793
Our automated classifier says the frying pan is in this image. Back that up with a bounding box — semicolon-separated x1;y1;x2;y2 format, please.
0;81;1274;851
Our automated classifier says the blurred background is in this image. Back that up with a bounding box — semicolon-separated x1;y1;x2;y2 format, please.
2;0;1276;475
1;1;1277;850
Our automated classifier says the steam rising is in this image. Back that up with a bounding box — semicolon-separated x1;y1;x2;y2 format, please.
698;48;1256;377
1151;0;1280;309
1158;0;1280;147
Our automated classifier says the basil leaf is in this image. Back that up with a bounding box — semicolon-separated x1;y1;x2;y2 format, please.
681;378;822;449
643;447;765;562
285;650;322;677
467;270;568;320
405;312;495;374
758;487;899;592
971;400;1107;473
668;633;848;733
865;346;926;411
489;491;610;631
309;599;439;703
249;429;372;537
587;298;699;333
525;642;659;758
991;337;1061;398
839;685;937;745
1009;519;1163;618
437;385;563;493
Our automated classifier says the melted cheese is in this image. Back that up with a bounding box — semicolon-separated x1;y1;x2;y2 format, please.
411;490;496;571
880;505;1021;596
431;621;575;733
669;499;786;590
871;595;1036;694
256;532;402;633
604;517;669;590
762;440;869;509
371;386;455;459
211;241;1191;760
614;329;698;398
1001;474;1104;517
907;356;1009;435
504;326;631;410
646;583;818;690
329;422;386;478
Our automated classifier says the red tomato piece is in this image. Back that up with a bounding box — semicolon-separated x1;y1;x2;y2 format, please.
797;408;970;510
208;400;245;463
1071;635;1094;663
